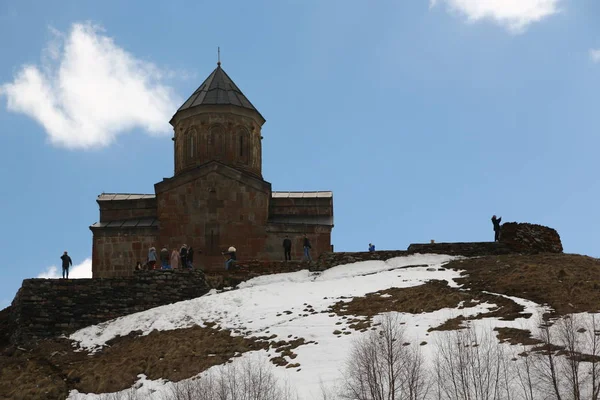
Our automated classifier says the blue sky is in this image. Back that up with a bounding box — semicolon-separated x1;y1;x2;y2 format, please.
1;0;599;308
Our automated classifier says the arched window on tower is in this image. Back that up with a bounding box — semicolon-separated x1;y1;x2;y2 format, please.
188;127;196;163
239;129;249;164
209;125;223;159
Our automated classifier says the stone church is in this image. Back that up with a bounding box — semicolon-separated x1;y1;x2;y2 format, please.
90;62;334;277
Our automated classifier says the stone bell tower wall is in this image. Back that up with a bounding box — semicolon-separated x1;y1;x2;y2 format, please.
172;106;264;178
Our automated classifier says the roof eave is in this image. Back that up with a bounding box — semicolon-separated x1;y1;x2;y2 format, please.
169;104;266;127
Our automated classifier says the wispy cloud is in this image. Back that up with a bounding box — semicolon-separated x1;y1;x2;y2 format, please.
590;49;600;63
429;0;561;33
37;257;92;279
0;22;181;149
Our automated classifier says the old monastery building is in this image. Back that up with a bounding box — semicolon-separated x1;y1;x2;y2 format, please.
90;63;334;277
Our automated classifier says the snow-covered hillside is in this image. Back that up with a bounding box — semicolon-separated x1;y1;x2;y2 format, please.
67;254;553;399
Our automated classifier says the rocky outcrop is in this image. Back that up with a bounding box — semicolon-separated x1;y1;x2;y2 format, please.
500;222;563;254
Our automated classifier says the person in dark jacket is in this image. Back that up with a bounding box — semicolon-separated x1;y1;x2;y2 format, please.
222;246;237;271
61;251;72;279
180;245;188;269
187;246;194;268
283;236;292;261
492;215;502;242
368;243;375;252
303;235;312;261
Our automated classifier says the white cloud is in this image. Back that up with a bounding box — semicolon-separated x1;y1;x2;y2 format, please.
590;49;600;63
430;0;561;33
37;257;92;279
0;23;180;149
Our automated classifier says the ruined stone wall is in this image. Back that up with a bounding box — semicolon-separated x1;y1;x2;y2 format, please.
92;227;158;278
500;222;563;254
9;270;209;343
98;197;157;222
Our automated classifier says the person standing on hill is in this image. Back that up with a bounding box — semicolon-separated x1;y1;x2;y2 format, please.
303;235;312;261
170;248;180;269
147;247;157;270
180;245;188;269
60;251;72;279
492;215;502;242
187;246;194;268
283;236;292;261
368;243;375;252
222;246;237;271
160;246;169;269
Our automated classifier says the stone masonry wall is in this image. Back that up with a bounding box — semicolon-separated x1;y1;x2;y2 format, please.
155;163;272;271
265;223;332;262
10;270;209;343
92;227;157;278
270;196;333;217
173;110;263;178
99;197;157;223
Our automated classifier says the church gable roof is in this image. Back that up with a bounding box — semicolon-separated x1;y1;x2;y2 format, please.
176;64;263;119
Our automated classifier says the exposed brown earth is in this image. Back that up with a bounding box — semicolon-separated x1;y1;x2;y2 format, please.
494;327;543;346
327;280;526;332
449;253;600;316
0;324;310;400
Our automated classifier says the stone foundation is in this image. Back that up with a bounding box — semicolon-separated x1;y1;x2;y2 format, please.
9;270;209;343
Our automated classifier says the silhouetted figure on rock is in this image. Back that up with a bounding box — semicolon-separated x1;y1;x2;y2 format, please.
492;215;502;242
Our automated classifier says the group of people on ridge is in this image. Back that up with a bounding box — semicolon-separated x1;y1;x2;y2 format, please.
136;244;238;271
139;245;197;270
282;235;313;261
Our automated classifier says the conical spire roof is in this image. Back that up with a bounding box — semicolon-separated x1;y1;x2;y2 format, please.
175;64;263;121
